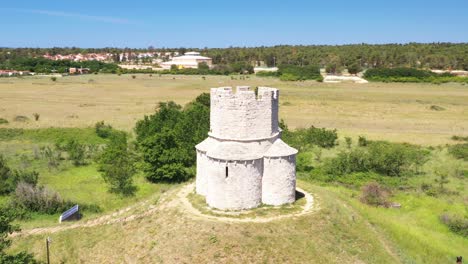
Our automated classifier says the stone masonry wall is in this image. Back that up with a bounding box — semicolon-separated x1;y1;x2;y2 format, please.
209;86;279;140
261;155;296;205
205;158;263;210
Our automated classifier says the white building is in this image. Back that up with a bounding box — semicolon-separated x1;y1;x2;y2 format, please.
160;51;212;69
195;86;298;210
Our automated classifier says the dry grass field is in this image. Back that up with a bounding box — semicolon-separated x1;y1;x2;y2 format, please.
1;74;467;145
2;74;468;263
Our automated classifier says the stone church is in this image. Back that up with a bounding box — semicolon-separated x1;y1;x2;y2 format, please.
195;86;298;210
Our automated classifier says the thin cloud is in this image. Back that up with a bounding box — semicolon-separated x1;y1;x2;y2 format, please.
3;8;138;25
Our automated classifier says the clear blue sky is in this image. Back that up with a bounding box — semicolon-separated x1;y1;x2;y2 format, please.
1;0;467;48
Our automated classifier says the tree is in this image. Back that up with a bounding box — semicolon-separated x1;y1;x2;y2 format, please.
65;139;86;166
347;63;362;75
198;62;210;74
135;95;210;183
434;168;450;192
0;207;37;263
97;132;137;196
140;127;191;183
0;155;12;195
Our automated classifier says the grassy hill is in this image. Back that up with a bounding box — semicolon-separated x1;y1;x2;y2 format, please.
9;180;467;263
8;182;401;263
1;75;467;263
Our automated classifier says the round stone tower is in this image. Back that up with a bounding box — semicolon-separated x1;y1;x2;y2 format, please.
195;86;297;210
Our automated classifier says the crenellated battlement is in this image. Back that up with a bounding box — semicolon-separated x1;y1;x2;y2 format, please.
209;86;280;140
210;86;278;102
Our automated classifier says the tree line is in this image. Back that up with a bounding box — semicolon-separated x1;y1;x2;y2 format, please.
1;43;468;70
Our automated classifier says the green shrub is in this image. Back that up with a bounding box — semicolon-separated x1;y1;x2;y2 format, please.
345;137;352;149
50;77;57;82
0;155;13;194
283;126;338;150
13;116;29;122
360;182;390;207
135;95;210;183
363;67;468;83
278;64;321;81
439;214;468;237
451;135;468;142
448;143;468;161
279;73;300;81
347;63;362;75
429;105;445;111
358;136;368;147
40;146;61;170
0;118;8;125
256;71;279;77
148;163;191;183
11;182;73;214
0;155;39;195
323;141;429;177
64;139;86;166
364;68;436;79
95;121;113;138
97;132;137;196
296;152;314;172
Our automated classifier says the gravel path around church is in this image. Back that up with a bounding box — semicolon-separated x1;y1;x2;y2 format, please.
11;183;318;237
173;183;319;223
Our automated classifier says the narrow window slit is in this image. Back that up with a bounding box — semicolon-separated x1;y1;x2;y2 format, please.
225;166;229;178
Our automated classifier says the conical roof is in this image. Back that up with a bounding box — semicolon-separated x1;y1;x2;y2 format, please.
264;139;298;157
195;137;218;152
206;142;263;161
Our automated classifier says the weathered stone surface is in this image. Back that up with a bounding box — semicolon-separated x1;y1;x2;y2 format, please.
195;86;297;210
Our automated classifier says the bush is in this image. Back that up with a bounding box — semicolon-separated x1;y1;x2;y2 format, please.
32;113;40;121
278;64;321;81
363;67;468;83
296;152;314;172
51;77;57;82
279;73;300;81
364;68;436;80
360;182;390;207
95;121;113;138
0;155;38;195
148;163;191;183
97;132;137;196
323;141;429;177
0;155;13;194
451;135;468;142
11;182;73;214
345;137;352;149
13;115;29;122
448;143;468;161
347;63;362;75
283;126;338;150
440;214;468;237
358;136;368;147
0;207;38;263
429;105;445;111
135;95;210;183
40;146;61;170
64;139;86;166
0;118;8;125
256;71;279;77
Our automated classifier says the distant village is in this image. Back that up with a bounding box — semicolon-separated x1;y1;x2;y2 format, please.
1;49;467;78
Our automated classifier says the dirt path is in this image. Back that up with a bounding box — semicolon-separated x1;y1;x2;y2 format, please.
11;187;179;237
166;183;319;223
12;183;319;237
